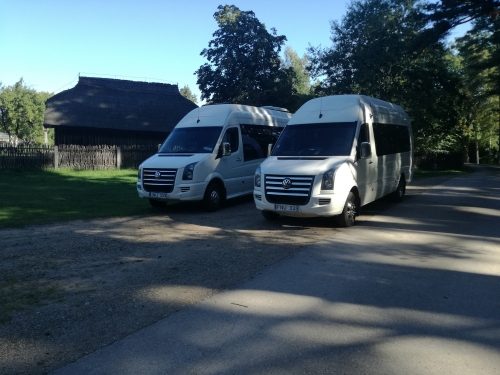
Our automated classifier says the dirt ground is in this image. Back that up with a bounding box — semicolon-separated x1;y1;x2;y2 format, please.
0;177;450;375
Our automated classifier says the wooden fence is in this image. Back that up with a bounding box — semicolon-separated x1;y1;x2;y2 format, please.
0;145;157;170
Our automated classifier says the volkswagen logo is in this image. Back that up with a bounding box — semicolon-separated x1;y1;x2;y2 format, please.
155;171;161;179
282;178;292;189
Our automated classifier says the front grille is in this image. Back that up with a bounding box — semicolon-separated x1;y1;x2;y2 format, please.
265;175;314;205
143;168;177;193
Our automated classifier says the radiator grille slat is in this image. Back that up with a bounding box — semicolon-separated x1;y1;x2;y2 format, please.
265;175;314;205
143;168;177;193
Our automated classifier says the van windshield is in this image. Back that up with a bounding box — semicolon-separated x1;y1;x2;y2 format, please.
159;126;223;153
272;122;357;157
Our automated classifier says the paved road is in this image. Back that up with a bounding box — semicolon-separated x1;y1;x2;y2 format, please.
51;165;500;375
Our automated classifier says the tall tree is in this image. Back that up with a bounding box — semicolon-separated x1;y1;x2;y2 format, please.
0;79;51;146
308;0;463;154
282;46;311;95
179;85;198;104
425;0;500;162
195;5;295;109
454;28;499;162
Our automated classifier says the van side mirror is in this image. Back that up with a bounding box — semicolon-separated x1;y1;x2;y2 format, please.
360;142;372;158
222;142;231;157
268;143;273;157
158;143;162;152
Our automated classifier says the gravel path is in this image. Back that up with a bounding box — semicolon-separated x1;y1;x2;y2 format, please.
0;175;453;375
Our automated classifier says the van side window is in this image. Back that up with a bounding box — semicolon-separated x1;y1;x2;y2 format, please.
373;123;411;156
222;127;239;152
241;125;282;161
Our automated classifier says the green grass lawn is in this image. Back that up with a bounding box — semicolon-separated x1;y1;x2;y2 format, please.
0;167;472;230
412;168;471;180
0;169;151;229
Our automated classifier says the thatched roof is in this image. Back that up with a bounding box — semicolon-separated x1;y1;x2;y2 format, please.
43;76;198;133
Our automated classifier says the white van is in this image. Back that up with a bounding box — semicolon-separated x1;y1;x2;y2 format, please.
137;104;292;210
254;95;413;227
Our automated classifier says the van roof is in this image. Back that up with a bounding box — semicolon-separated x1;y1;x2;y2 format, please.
176;104;292;128
289;95;410;126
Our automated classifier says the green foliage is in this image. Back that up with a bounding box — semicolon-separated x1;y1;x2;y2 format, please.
452;29;499;163
282;46;311;95
308;0;463;153
0;78;52;146
0;169;153;229
195;5;296;110
179;85;198;104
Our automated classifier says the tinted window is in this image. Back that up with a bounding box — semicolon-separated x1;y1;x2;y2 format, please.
373;123;411;156
159;126;222;153
241;124;283;161
272;122;357;157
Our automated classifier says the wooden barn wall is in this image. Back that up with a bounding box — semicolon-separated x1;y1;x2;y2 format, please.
54;127;169;147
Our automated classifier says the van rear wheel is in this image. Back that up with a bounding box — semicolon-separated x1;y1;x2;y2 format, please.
203;181;224;211
337;192;357;227
392;176;406;202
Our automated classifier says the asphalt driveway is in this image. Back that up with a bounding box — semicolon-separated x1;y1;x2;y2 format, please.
51;165;500;375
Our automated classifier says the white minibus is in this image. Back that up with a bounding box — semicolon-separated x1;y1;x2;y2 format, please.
254;95;413;226
137;104;291;210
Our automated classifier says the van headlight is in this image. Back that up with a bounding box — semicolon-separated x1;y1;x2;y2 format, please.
138;165;142;180
321;168;335;190
182;162;197;180
255;166;261;187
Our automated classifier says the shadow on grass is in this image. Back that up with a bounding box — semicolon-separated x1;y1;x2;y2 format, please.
0;169;154;229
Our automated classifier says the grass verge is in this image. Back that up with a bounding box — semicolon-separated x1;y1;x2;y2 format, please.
413;167;472;180
0;169;150;229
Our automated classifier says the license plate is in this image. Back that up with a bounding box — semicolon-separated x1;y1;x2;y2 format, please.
274;204;299;212
149;192;167;199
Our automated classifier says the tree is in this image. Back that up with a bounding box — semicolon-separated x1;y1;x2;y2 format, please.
0;78;51;146
308;0;463;154
179;85;198;104
282;46;311;95
424;0;500;162
425;0;499;36
454;29;499;163
195;5;295;109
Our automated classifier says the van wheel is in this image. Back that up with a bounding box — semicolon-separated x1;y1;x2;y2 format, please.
203;181;224;211
149;199;166;208
262;211;280;220
392;176;406;202
337;192;357;227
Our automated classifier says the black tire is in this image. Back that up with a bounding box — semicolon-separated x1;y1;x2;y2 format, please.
262;210;280;220
336;192;357;227
392;175;406;202
149;199;166;208
203;181;224;211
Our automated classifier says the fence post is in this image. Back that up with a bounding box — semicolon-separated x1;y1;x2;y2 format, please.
116;146;121;169
54;146;59;169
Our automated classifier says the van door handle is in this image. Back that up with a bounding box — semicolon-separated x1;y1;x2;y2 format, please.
369;161;373;164
236;158;242;161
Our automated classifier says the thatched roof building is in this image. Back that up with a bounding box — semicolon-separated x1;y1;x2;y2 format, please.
43;76;198;146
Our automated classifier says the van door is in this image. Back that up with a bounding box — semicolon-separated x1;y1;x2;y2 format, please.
240;124;272;194
215;126;246;197
355;123;378;205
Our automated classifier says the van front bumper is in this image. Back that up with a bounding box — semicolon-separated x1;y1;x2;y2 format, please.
253;189;349;218
137;181;207;202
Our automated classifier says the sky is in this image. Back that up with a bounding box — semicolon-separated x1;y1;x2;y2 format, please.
0;0;469;103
